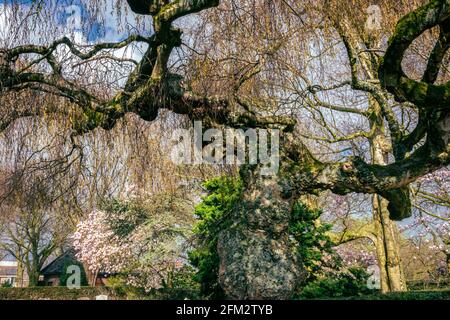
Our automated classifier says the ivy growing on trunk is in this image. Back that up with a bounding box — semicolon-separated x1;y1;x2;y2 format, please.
189;175;243;299
189;175;336;298
289;202;335;282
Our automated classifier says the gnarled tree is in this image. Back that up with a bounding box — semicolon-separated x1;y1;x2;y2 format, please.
0;0;448;298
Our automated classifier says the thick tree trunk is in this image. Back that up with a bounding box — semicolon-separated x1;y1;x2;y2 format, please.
447;253;450;276
371;112;407;293
445;239;450;277
27;265;40;287
373;195;407;292
27;246;42;287
16;259;24;287
217;165;305;299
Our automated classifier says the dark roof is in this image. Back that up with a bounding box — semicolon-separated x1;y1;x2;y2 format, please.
0;266;17;277
40;249;80;276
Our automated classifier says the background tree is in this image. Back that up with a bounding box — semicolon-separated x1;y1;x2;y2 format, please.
73;188;195;290
0;172;71;286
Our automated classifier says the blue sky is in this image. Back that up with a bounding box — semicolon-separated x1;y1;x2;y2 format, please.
0;0;153;43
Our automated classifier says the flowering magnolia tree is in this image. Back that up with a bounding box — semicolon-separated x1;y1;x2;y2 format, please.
72;209;135;283
406;168;450;281
335;244;377;269
72;192;195;291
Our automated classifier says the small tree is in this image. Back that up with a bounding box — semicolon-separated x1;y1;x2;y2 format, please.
0;175;70;287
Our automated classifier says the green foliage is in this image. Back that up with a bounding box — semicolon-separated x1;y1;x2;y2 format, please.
170;265;200;292
353;289;450;300
189;247;222;298
105;266;201;300
59;259;88;287
189;177;337;298
100;198;148;238
104;275;148;299
1;281;12;288
192;176;243;240
189;175;243;299
297;267;373;299
159;266;201;300
289;202;334;279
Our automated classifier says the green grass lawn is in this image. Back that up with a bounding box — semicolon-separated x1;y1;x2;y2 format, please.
303;289;450;300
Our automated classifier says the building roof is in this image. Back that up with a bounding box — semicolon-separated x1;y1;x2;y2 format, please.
40;249;79;276
0;251;15;262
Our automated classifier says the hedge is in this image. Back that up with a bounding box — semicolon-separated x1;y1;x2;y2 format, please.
336;290;450;300
0;287;119;300
0;287;201;300
1;287;448;300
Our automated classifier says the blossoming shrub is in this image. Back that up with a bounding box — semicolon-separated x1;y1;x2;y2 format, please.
73;192;195;292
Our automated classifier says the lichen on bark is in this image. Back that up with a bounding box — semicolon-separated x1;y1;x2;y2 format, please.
217;165;305;299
